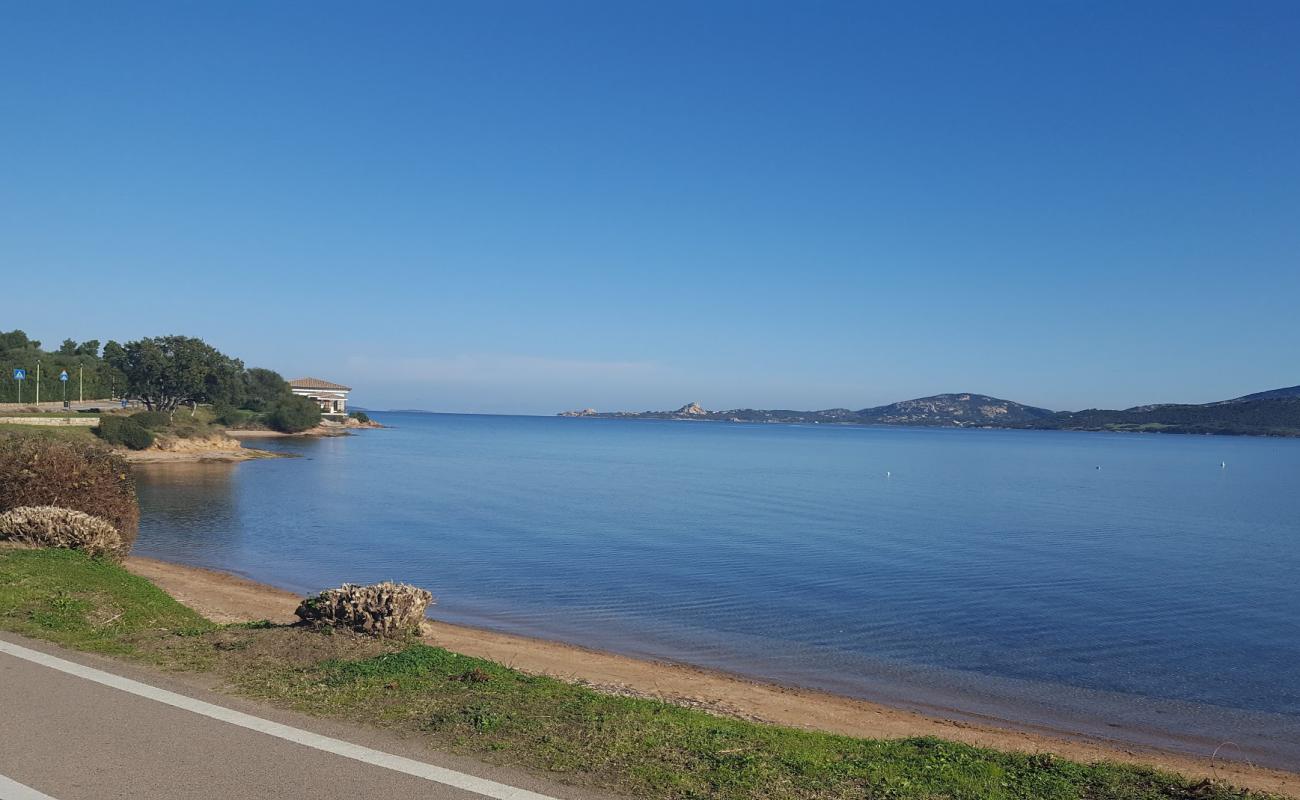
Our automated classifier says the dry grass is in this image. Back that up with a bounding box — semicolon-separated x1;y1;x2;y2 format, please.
295;582;434;637
0;433;139;551
0;506;125;558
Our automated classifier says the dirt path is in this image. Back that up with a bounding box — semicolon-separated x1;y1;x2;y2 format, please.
123;556;1300;798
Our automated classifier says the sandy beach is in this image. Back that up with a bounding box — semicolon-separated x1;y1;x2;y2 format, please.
123;554;1300;798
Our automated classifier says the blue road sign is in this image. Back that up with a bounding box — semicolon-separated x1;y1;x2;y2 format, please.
12;368;25;380
59;370;69;382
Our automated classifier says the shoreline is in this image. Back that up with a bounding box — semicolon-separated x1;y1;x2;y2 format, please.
123;554;1300;797
121;446;286;463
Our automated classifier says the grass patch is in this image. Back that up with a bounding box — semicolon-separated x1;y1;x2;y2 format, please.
0;547;1281;800
0;548;213;654
0;423;97;442
243;644;1271;800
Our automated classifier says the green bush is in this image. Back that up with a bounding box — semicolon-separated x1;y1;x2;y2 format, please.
0;434;139;552
129;410;172;430
266;395;322;433
213;405;256;427
348;411;371;424
241;368;291;412
95;416;155;450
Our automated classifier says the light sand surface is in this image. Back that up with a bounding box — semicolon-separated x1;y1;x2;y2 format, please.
123;555;1300;797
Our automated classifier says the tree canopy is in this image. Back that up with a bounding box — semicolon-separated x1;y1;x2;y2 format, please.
241;367;292;412
104;335;244;412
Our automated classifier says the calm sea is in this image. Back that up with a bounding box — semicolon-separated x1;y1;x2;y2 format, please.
133;412;1300;768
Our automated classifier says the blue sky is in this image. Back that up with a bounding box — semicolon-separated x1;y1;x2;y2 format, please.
2;2;1297;414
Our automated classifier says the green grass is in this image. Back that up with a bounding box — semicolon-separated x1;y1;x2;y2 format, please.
0;548;213;654
0;422;98;441
0;547;1279;800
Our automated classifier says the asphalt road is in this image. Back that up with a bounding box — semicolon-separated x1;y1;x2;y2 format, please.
0;633;613;800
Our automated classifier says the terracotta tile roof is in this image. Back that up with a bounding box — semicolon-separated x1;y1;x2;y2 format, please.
288;377;352;391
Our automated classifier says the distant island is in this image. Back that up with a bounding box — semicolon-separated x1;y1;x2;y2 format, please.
559;386;1300;437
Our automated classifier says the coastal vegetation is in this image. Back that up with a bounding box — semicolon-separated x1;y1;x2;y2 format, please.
0;329;125;403
2;329;323;435
103;335;244;413
0;546;1278;800
262;393;323;433
96;414;156;450
0;433;139;550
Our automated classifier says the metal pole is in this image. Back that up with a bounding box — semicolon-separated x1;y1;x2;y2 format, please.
79;366;84;403
35;361;40;405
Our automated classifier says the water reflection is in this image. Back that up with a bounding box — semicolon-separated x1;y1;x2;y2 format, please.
133;462;243;563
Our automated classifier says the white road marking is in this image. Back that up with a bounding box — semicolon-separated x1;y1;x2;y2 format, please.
0;774;60;800
0;639;560;800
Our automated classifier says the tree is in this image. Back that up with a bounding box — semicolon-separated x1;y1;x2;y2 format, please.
241;367;291;412
266;394;322;433
102;340;125;363
104;335;245;413
76;339;101;358
0;330;36;353
58;338;78;356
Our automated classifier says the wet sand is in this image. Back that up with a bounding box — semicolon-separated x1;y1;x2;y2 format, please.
123;555;1300;797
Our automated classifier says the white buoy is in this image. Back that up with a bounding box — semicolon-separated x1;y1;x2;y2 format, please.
886;471;891;478
1221;461;1227;469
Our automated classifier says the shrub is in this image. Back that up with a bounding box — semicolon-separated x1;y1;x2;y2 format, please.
163;416;219;440
241;367;292;412
0;434;139;552
295;582;434;637
95;416;155;450
266;395;322;433
129;410;172;430
213;405;256;427
0;506;125;558
349;411;371;424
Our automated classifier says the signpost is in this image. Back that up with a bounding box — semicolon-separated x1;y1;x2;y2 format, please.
12;368;25;404
60;370;69;407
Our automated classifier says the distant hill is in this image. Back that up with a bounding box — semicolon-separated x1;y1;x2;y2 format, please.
560;393;1053;428
1212;385;1300;404
560;385;1300;436
855;393;1053;426
1017;389;1300;437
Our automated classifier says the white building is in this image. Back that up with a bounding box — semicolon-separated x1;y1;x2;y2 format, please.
288;377;351;416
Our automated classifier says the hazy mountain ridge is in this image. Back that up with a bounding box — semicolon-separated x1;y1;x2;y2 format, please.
559;386;1300;436
560;392;1053;427
1021;396;1300;436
